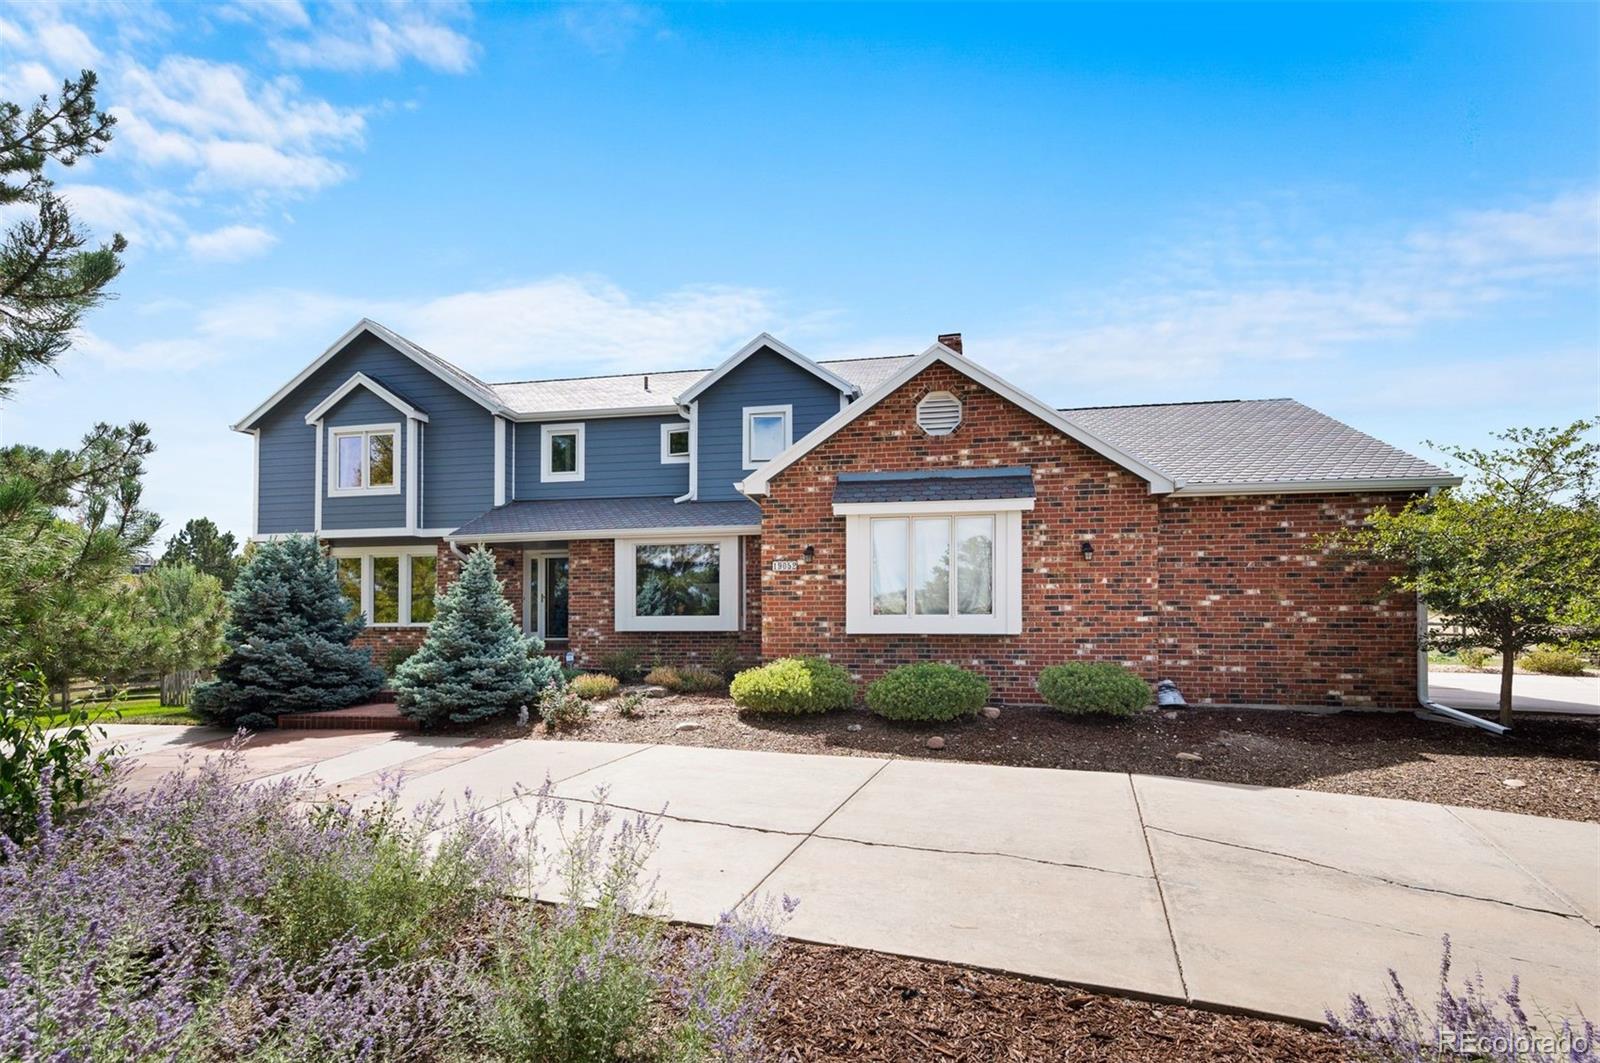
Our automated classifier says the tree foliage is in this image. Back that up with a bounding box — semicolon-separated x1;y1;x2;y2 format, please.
191;536;384;729
1335;420;1600;726
160;517;242;589
395;547;560;726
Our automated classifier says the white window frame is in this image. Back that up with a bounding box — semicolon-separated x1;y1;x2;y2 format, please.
541;422;586;483
327;423;401;497
614;535;741;632
742;404;792;470
660;420;691;465
330;546;438;627
839;503;1026;635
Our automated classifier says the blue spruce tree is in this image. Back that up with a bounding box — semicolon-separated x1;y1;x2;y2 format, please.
191;536;384;729
395;546;561;726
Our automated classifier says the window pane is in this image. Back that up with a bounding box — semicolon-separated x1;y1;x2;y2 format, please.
549;433;577;473
956;516;994;616
668;429;690;456
870;519;907;615
372;557;400;624
913;518;951;615
335;557;363;621
368;432;395;486
748;413;786;463
336;434;363;488
409;555;436;624
635;543;720;617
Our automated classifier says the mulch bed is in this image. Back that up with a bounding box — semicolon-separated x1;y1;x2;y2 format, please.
759;940;1341;1062
485;694;1599;822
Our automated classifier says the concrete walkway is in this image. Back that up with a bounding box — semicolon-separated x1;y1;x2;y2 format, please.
1430;669;1600;717
105;725;1599;1026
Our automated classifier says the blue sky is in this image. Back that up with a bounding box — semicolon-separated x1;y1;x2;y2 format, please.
1;1;1595;545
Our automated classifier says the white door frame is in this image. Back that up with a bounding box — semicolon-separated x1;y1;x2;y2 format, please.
522;549;570;641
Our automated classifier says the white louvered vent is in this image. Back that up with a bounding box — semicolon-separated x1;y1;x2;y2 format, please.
916;391;962;436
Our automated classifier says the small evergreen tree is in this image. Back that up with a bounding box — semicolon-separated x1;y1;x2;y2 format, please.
395;546;560;726
192;536;383;729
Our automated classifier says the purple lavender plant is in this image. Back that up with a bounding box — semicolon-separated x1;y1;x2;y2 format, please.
1326;935;1597;1062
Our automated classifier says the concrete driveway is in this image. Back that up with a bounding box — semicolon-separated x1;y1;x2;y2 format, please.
107;725;1599;1026
1430;669;1600;717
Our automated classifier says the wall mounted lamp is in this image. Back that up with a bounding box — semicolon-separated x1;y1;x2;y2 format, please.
803;545;816;561
1080;540;1095;561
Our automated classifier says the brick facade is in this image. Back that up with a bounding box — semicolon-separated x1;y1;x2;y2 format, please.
756;360;1419;707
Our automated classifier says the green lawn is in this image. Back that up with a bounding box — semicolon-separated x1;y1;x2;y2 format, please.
34;695;203;729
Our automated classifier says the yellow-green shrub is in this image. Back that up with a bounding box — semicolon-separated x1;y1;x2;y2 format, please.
729;657;853;715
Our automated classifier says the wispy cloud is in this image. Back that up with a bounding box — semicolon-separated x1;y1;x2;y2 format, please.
225;0;477;73
557;3;661;56
185;223;278;262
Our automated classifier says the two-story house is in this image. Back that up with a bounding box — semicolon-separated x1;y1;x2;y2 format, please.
235;320;1458;707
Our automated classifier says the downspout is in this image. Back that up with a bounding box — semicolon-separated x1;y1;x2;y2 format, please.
674;400;698;503
1412;487;1508;736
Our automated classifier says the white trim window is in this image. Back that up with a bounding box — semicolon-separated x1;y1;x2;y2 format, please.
660;421;691;464
541;423;586;482
841;506;1025;635
742;405;792;470
328;423;401;496
332;547;438;626
614;535;740;632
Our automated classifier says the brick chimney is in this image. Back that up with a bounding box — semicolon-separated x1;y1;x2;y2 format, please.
937;332;963;354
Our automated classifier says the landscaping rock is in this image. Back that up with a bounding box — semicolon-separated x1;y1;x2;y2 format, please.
1175;751;1203;763
1502;778;1526;789
980;706;1001;719
674;721;703;732
643;685;671;699
1163;711;1179;720
926;736;946;750
846;723;862;732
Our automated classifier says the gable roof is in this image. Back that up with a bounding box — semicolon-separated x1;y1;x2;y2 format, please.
672;332;860;406
490;369;704;418
740;343;1180;495
303;371;430;424
232;319;507;431
1061;398;1459;494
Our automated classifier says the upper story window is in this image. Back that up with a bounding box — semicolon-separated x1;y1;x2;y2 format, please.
328;424;400;496
541;423;586;483
742;405;792;470
661;421;691;464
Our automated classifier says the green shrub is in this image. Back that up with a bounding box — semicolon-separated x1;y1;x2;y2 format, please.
729;657;853;715
645;664;725;694
1456;646;1493;669
538;684;591;731
0;666;111;843
708;644;747;680
1519;646;1588;676
1037;662;1151;716
381;644;417;677
865;663;989;722
569;673;620;700
615;692;646;719
596;648;644;683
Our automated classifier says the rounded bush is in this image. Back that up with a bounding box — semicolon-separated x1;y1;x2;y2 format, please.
865;663;989;722
1519;646;1588;677
729;657;853;715
569;673;620;700
1037;662;1151;716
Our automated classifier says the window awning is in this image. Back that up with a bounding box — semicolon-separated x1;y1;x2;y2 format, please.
451;497;761;542
832;467;1035;505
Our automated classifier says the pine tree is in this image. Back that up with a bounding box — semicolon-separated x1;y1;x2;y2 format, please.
395;546;561;726
191;536;384;729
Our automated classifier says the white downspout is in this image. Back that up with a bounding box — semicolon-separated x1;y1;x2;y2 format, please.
674;401;698;503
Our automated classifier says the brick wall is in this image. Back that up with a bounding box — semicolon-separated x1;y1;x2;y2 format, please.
757;360;1418;707
566;536;761;670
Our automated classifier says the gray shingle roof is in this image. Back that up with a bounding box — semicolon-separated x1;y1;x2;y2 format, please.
823;355;914;392
452;497;761;538
834;467;1035;504
1060;398;1456;488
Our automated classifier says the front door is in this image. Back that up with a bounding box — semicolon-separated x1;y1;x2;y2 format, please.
529;553;569;643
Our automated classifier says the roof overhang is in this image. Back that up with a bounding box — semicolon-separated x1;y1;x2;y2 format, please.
450;524;762;543
672;332;859;406
740;343;1181;496
1167;476;1463;497
303;371;429;424
503;404;682;422
232;318;510;432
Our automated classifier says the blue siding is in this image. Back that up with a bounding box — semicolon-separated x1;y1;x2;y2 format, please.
512;415;690;500
251;331;495;534
694;347;843;501
321;389;407;530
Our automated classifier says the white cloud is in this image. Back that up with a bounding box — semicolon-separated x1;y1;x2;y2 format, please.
983;189;1600;388
231;0;477;73
557;3;659;56
56;182;184;249
185;223;278;261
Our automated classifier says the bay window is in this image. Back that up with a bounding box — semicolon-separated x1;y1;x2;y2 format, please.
330;548;437;626
842;503;1024;634
328;424;399;495
614;536;741;631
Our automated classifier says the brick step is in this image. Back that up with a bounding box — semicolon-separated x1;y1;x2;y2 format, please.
278;701;418;732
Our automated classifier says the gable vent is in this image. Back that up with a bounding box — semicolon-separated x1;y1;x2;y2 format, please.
916;391;963;436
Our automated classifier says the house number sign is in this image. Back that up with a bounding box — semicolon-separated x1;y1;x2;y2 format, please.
771;559;800;572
